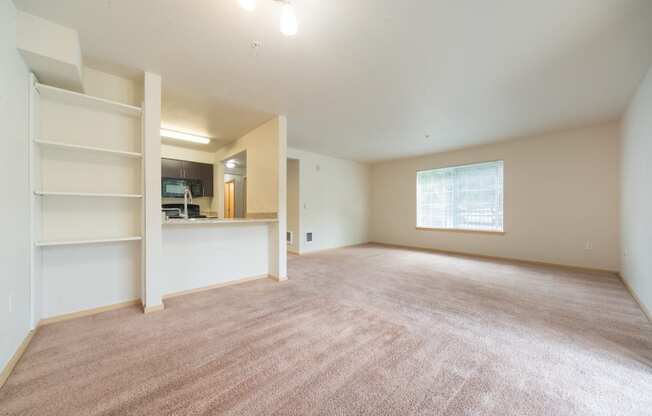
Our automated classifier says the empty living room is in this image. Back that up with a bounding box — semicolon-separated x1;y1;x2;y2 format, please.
2;1;652;415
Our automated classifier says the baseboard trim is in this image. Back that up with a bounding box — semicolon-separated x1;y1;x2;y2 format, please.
369;242;618;276
0;329;36;389
300;242;369;256
618;273;652;323
39;299;141;327
162;274;272;300
143;304;165;314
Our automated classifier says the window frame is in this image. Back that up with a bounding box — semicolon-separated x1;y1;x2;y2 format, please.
415;160;505;234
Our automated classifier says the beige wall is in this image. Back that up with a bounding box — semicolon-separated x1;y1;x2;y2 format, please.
82;66;142;106
287;148;371;253
161;144;214;164
216;117;281;215
370;122;621;271
621;64;652;316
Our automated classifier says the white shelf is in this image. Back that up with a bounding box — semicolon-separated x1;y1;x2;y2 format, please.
35;139;143;159
34;191;143;198
35;83;142;117
35;236;143;247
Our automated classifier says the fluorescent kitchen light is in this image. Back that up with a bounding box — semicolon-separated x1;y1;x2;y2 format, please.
160;129;211;144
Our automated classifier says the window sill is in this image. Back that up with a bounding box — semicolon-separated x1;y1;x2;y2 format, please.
415;227;505;235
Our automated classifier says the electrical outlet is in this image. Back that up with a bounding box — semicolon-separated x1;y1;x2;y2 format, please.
584;241;593;250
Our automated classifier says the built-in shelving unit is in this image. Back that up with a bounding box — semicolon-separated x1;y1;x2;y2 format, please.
34;191;143;198
32;79;144;247
28;73;147;327
35;82;142;117
35;236;143;247
35;139;143;158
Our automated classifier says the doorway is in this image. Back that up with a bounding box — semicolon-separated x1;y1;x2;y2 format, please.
224;180;235;218
222;150;246;218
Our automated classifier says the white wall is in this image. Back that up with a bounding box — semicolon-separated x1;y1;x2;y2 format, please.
162;223;270;295
287;159;300;253
287;148;371;253
0;0;31;370
16;10;83;91
621;65;652;316
370;123;621;271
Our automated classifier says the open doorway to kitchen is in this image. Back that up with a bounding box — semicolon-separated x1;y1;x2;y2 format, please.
222;151;247;218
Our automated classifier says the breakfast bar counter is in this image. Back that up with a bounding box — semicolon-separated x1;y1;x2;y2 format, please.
161;216;280;297
163;217;278;225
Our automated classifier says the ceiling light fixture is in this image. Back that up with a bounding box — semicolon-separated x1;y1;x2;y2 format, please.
160;128;211;145
279;1;298;36
240;0;298;36
239;0;256;11
225;160;237;169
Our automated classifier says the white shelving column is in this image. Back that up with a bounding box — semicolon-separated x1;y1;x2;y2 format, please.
271;116;288;281
142;72;164;313
28;73;42;328
29;74;145;320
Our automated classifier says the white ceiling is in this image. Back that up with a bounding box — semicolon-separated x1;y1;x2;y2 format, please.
14;0;652;162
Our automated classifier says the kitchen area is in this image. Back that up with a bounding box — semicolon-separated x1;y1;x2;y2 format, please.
158;116;288;301
160;151;247;220
13;12;287;323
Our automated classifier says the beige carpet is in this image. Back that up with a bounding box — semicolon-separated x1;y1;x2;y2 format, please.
1;244;651;415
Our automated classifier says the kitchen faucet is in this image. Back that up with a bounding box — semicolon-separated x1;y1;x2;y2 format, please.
183;186;193;219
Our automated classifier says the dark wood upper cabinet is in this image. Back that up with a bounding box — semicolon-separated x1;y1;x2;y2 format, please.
199;163;214;197
181;161;202;181
162;158;183;178
161;158;214;197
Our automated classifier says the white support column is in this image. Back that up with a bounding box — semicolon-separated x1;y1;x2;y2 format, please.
28;73;42;329
142;72;164;312
273;116;288;281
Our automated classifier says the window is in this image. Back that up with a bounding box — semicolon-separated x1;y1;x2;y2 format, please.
417;161;504;232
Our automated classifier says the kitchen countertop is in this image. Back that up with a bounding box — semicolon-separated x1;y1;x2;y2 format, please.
163;217;278;225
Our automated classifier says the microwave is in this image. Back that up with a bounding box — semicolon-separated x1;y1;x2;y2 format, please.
162;178;203;198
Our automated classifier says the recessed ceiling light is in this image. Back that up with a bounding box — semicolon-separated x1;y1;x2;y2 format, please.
239;0;256;11
160;129;211;144
280;2;298;36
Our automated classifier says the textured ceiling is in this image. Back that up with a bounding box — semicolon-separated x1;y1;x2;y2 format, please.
14;0;652;161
